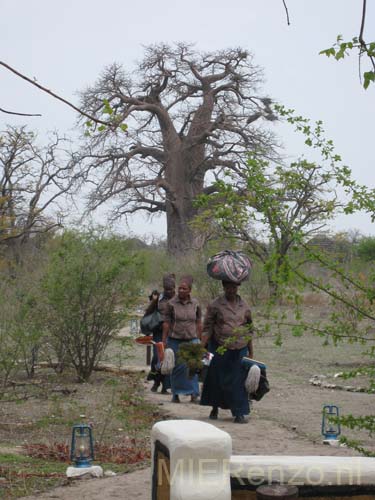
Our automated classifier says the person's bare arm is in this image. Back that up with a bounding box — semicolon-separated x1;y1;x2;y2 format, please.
247;338;254;358
161;302;172;346
162;321;170;346
245;310;254;358
201;305;214;347
144;296;158;316
196;319;203;340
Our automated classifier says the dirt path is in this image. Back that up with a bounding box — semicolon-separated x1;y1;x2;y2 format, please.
20;376;362;500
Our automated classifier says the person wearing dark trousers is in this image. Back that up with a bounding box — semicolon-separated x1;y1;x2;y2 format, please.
145;274;175;393
200;281;253;423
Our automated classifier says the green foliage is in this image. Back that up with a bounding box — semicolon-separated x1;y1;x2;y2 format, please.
84;99;128;136
177;343;207;375
275;105;375;218
195;108;348;297
196;105;375;455
320;35;375;89
356;236;375;262
0;290;23;386
0;259;46;385
0;453;67;499
40;229;144;382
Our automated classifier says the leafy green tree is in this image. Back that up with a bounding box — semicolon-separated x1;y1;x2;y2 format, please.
0;271;43;384
197;105;375;454
281;0;375;89
195;111;345;297
41;230;144;382
0;284;23;387
356;236;375;262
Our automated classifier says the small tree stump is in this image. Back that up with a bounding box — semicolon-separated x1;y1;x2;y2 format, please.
256;484;299;500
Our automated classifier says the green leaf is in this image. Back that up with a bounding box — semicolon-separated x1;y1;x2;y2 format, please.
363;71;375;90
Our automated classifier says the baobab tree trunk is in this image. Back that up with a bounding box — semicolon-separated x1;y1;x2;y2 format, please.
166;201;196;255
165;149;205;255
166;196;205;255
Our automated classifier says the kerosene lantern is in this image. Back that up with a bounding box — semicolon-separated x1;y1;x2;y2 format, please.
70;424;94;468
322;404;341;440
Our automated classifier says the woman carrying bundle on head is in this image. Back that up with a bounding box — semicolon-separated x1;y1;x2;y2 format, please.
200;280;254;423
162;275;202;403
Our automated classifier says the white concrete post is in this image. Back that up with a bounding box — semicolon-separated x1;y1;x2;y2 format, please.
151;419;232;500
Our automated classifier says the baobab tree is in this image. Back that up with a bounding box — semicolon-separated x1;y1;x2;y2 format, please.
77;43;277;254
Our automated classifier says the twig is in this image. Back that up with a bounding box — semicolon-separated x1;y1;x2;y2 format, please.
358;0;375;72
0;107;42;117
282;0;290;25
359;0;367;46
0;60;111;126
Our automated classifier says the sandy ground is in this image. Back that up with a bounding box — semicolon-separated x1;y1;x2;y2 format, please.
18;324;375;499
20;374;366;500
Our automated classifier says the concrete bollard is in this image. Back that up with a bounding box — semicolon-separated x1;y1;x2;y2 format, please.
151;420;232;500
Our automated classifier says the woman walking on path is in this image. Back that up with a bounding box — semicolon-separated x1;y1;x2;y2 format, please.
162;275;203;403
144;274;175;393
200;281;253;423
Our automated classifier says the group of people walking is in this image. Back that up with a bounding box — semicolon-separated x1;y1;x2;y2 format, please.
144;272;254;424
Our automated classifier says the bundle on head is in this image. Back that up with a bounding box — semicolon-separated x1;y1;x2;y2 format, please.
207;250;251;283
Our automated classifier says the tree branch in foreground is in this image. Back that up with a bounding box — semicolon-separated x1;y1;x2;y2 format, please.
0;61;113;126
0;107;42;117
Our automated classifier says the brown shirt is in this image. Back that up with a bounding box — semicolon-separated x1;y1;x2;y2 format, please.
158;295;171;321
164;296;202;340
144;294;171;317
203;294;252;350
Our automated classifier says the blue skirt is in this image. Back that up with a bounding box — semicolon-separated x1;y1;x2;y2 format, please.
167;337;200;396
200;339;249;417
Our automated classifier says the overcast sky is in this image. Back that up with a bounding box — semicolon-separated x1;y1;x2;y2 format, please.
1;0;374;239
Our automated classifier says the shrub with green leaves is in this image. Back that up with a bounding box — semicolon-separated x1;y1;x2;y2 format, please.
41;230;144;382
356;237;375;262
177;342;206;376
0;269;45;385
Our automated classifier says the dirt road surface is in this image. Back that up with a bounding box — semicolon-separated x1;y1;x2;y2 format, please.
20;374;367;500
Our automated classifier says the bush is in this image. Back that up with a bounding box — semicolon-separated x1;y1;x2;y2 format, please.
40;230;144;382
0;267;45;385
356;237;375;262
